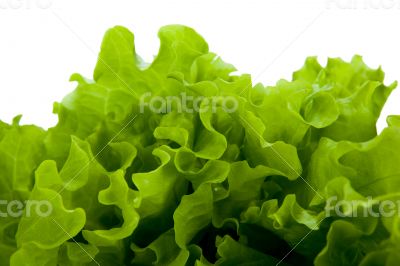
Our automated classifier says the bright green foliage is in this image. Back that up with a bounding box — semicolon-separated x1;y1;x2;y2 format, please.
0;25;399;265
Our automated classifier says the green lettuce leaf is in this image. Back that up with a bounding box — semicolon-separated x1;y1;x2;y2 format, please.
0;25;399;266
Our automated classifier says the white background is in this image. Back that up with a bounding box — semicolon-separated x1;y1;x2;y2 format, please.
0;0;399;131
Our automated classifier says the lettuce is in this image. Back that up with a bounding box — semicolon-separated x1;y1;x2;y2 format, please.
0;25;399;265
